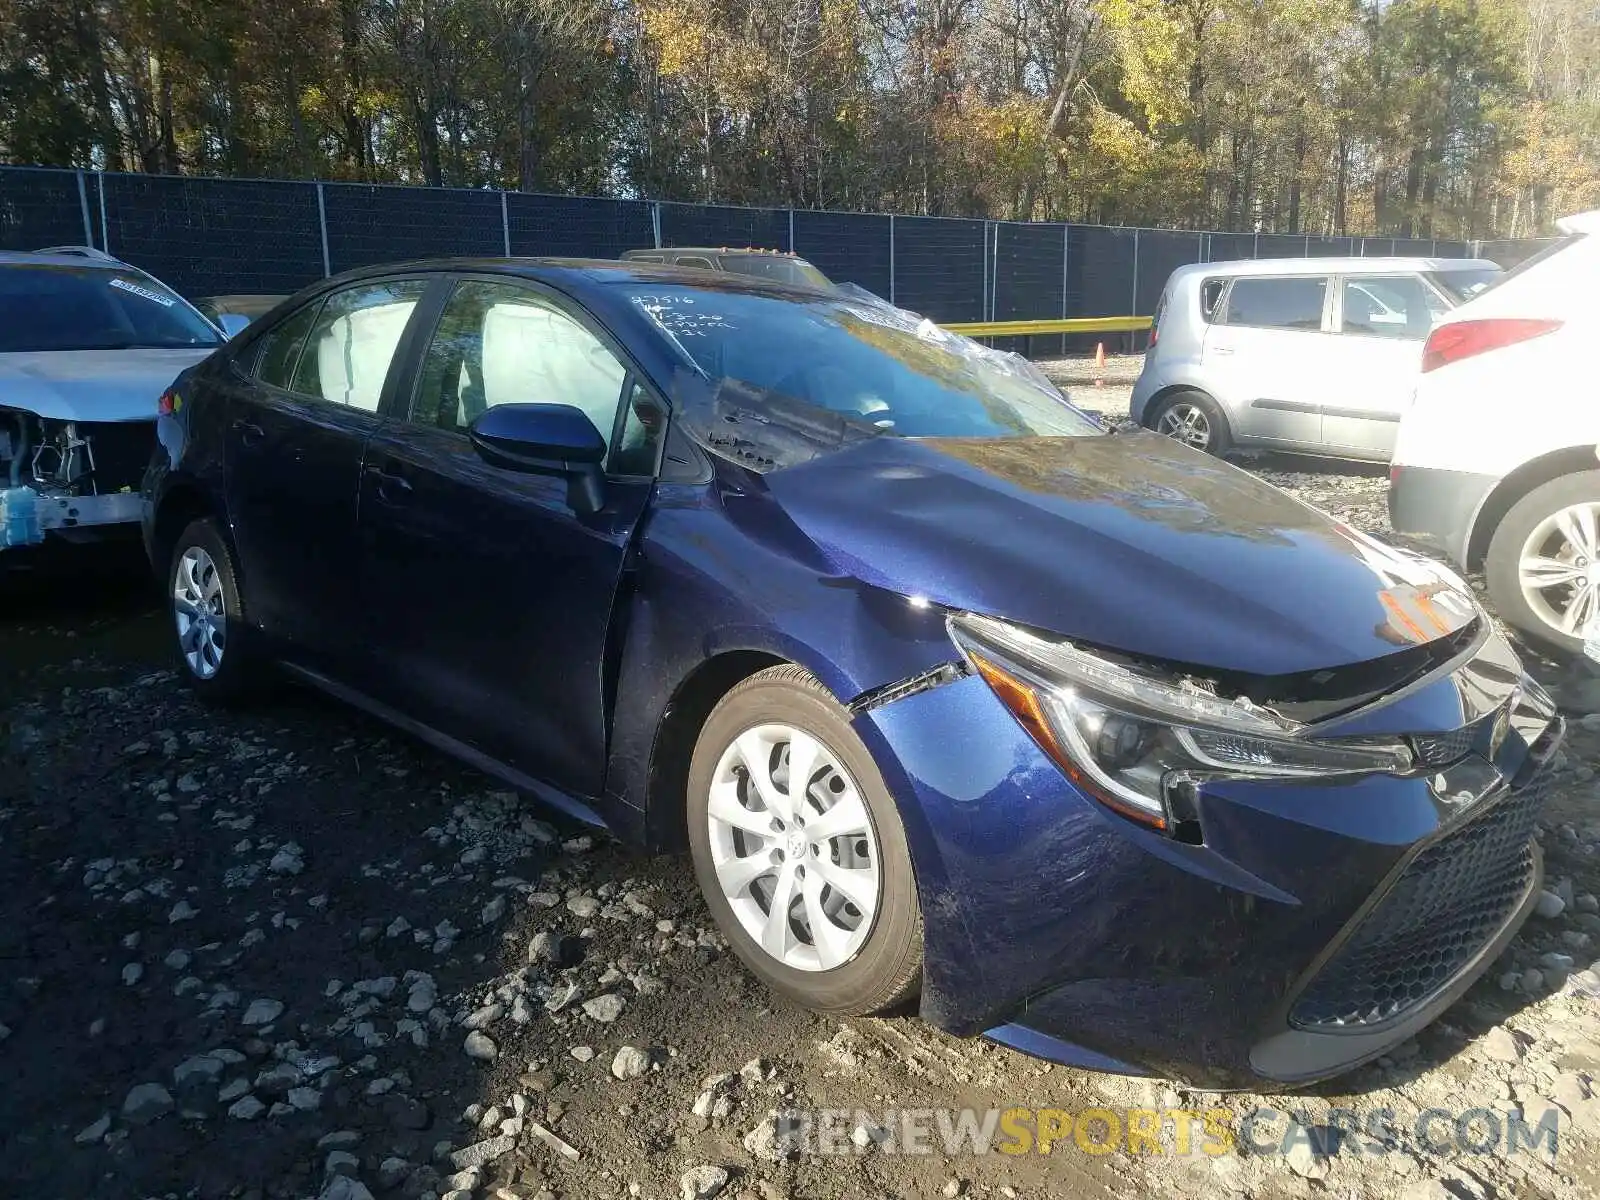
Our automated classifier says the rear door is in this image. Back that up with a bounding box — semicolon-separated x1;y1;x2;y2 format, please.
1201;274;1335;448
1321;272;1447;459
225;277;428;662
355;276;665;797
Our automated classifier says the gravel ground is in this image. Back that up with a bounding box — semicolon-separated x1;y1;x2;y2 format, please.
4;390;1600;1200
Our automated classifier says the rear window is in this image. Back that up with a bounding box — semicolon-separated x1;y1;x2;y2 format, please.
716;255;833;288
1477;234;1585;292
0;263;222;353
1220;276;1328;331
1428;268;1501;303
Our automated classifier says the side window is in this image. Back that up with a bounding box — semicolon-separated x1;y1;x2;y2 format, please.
1341;275;1438;341
411;279;662;473
1221;276;1329;331
1200;279;1225;321
613;381;666;476
289;279;427;411
628;253;666;263
252;301;323;389
675;256;716;270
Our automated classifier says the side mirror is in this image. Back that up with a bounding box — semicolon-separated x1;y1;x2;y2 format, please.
468;403;608;513
217;313;252;338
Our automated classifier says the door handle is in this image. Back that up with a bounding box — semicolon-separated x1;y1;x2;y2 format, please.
233;419;265;447
364;462;414;504
1211;347;1235;356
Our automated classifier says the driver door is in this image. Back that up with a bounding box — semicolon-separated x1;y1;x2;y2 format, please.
355;277;664;798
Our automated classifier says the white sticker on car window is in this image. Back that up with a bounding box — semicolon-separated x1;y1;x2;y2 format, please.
109;277;176;307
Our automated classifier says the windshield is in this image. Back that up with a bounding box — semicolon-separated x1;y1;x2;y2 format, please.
623;283;1101;469
1428;268;1502;304
715;255;833;288
0;264;222;353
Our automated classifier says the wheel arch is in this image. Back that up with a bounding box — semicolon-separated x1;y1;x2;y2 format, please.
1143;383;1221;428
150;480;223;579
642;649;791;852
1466;445;1600;570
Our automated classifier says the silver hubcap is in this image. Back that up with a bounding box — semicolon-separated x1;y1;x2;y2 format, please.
1519;501;1600;638
173;546;226;679
707;723;880;973
1156;402;1212;450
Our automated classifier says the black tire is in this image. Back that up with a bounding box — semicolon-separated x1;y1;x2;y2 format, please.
166;516;269;703
686;665;923;1015
1485;471;1600;656
1148;388;1232;456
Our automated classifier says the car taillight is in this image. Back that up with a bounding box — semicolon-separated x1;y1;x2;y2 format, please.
158;390;178;415
1421;318;1563;373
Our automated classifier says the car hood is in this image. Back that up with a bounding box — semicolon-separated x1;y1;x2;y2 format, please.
0;348;213;421
760;431;1478;677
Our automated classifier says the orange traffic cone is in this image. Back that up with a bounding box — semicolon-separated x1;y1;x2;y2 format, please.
1093;342;1106;387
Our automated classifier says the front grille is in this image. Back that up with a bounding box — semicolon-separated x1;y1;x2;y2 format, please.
1411;721;1483;767
1289;765;1547;1031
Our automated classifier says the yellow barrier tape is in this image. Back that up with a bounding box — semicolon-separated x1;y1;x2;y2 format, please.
941;316;1152;337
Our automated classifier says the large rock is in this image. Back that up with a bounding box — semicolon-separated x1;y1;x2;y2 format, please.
122;1082;175;1126
448;1134;516;1170
611;1046;651;1081
241;997;285;1026
1535;889;1567;919
581;993;625;1023
1398;1182;1455;1200
680;1166;731;1200
173;1053;226;1091
317;1178;375;1200
1480;1027;1522;1063
743;1113;803;1162
1285;1132;1330;1180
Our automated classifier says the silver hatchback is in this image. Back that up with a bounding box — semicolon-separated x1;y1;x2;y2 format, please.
1130;256;1499;461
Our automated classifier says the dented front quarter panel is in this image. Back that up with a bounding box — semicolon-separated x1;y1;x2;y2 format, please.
602;467;962;839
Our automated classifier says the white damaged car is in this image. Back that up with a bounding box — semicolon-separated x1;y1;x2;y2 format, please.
1;248;228;557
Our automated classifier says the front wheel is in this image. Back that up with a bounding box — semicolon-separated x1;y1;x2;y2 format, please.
1485;471;1600;656
686;665;923;1014
1149;389;1231;456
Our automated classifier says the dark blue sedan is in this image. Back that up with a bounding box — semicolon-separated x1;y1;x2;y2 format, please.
143;259;1562;1088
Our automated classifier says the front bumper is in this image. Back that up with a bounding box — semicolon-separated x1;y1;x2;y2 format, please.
1387;464;1499;568
0;486;148;552
855;648;1560;1090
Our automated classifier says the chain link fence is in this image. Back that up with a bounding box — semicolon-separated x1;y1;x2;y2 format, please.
0;165;1555;335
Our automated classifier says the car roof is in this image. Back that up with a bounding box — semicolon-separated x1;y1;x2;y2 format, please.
624;247;795;255
0;248;127;269
1169;256;1499;281
300;256;835;299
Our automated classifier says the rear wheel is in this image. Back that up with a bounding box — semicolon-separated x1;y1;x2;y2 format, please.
167;517;268;702
1485;471;1600;655
1149;389;1231;456
686;665;922;1014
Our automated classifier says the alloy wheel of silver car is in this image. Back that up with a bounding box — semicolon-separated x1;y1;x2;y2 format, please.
706;722;881;973
173;546;227;679
1518;501;1600;637
1156;401;1213;451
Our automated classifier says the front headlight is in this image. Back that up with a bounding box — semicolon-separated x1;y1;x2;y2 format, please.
948;612;1414;831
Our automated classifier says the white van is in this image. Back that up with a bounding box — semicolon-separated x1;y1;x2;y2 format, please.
1389;211;1598;653
1132;256;1500;460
